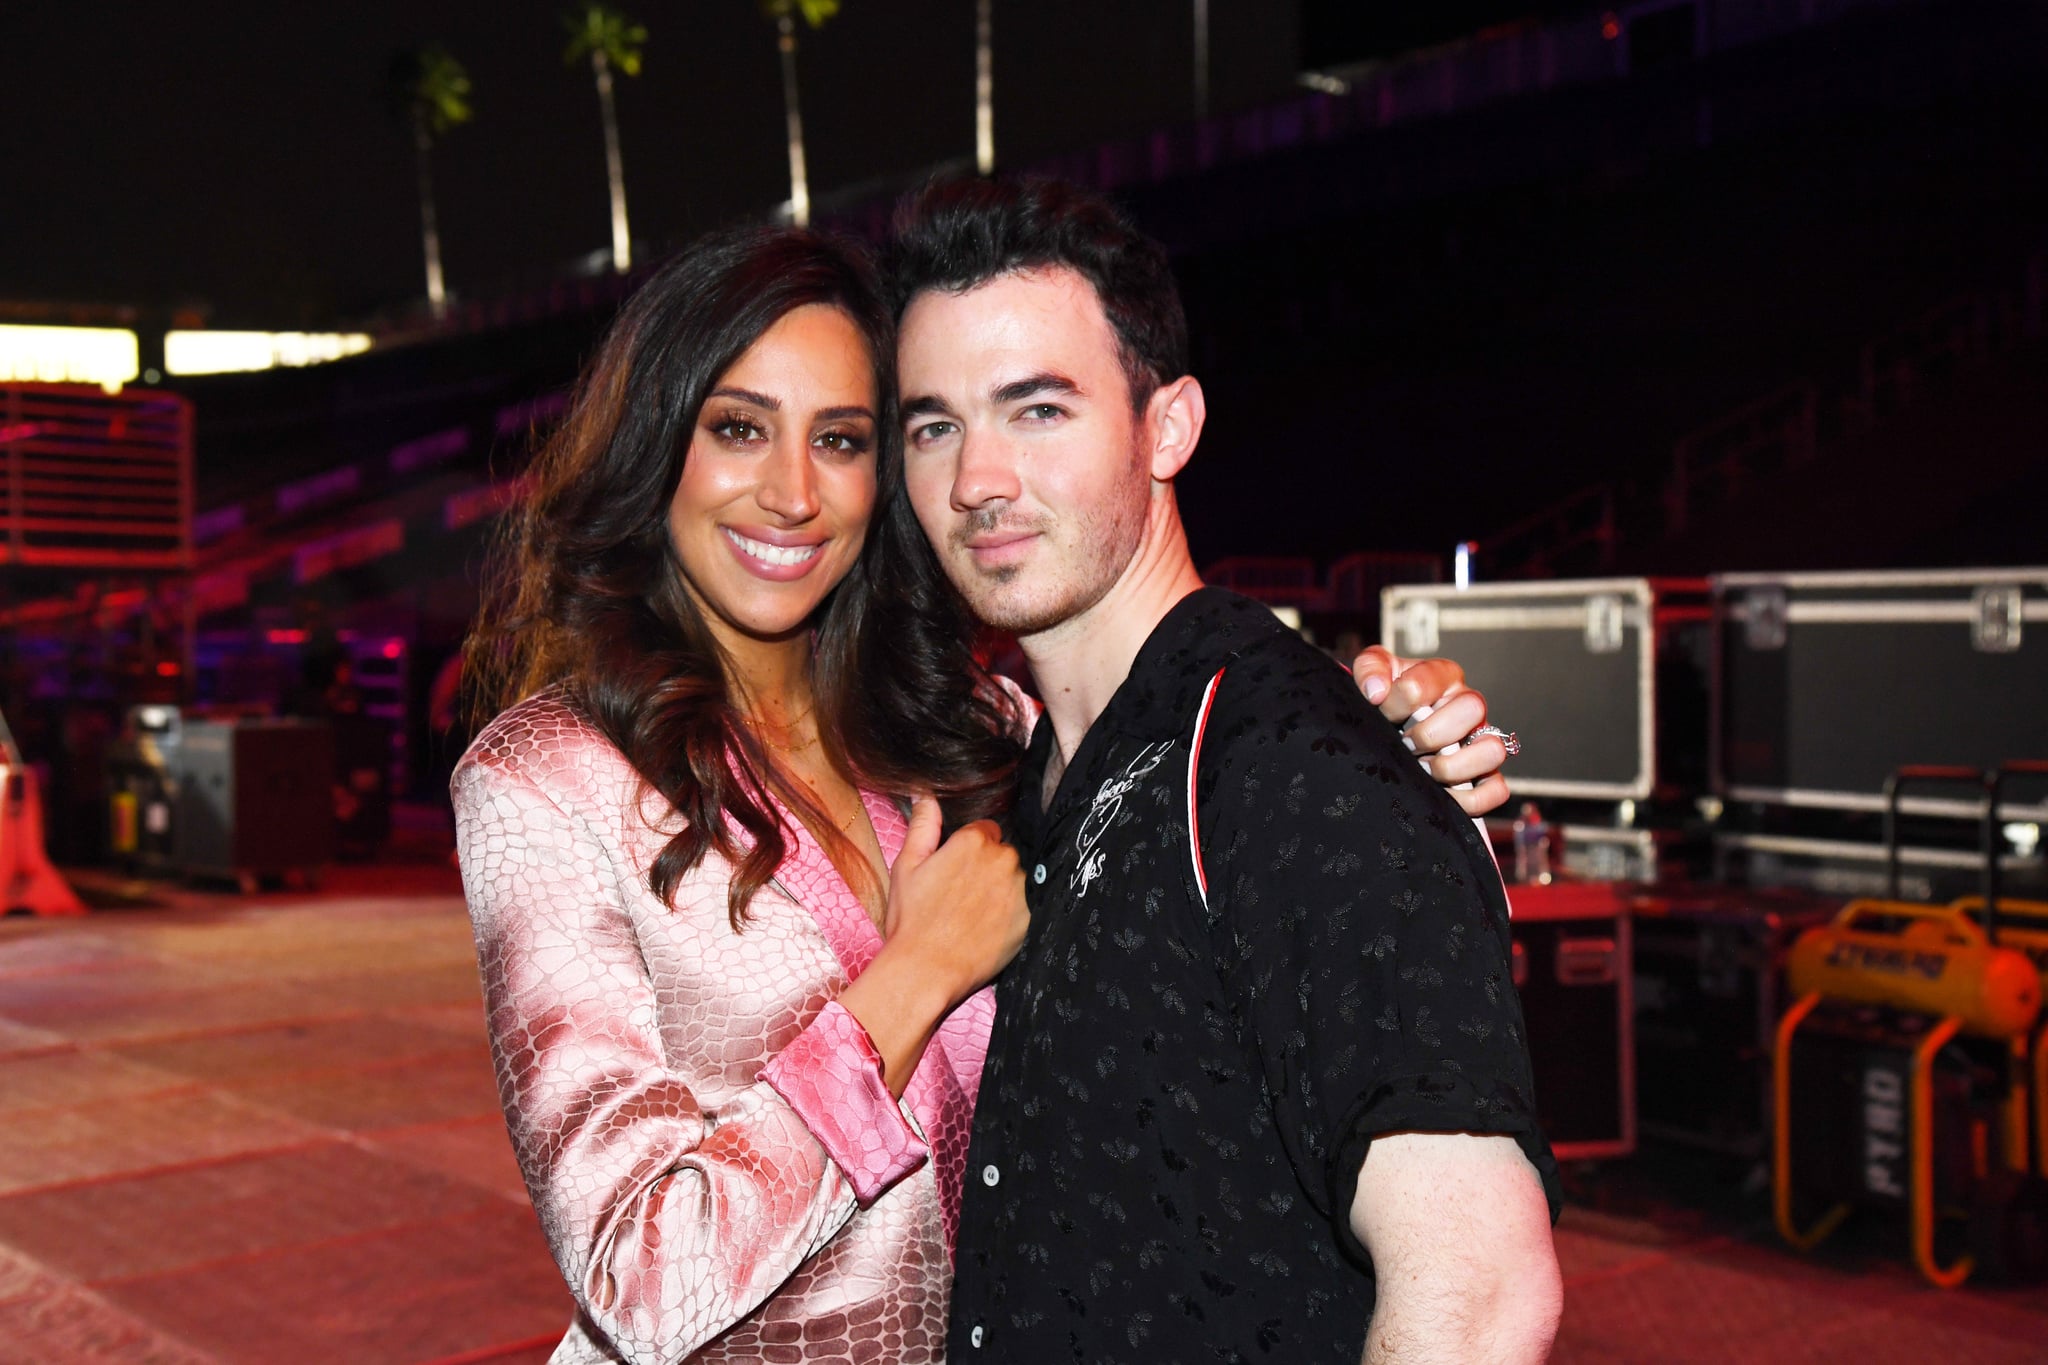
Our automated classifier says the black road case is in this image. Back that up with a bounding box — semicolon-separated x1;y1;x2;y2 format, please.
1713;569;2048;899
1710;827;2037;904
1628;883;1840;1155
1383;578;1711;803
1714;568;2048;818
1508;881;1636;1161
173;719;334;890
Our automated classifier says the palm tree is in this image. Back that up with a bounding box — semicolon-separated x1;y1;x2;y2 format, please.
975;0;993;173
758;0;839;227
563;3;648;273
389;45;474;318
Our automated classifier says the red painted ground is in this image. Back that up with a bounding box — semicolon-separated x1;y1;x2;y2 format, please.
3;850;2046;1362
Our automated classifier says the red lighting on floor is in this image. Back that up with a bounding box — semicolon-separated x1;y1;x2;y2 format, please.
1601;12;1622;40
154;660;181;676
266;628;307;645
381;640;403;659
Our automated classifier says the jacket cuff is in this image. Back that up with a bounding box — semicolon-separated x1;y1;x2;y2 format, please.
761;1000;928;1204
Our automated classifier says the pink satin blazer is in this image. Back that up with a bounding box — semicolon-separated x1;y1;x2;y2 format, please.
453;693;997;1364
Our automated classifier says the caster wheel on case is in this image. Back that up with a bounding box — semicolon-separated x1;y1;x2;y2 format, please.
1968;1172;2048;1284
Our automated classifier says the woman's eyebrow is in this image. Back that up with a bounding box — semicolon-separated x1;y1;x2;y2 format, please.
813;405;876;423
707;386;779;409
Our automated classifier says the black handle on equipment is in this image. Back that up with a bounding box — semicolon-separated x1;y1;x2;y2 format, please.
1987;759;2048;938
1882;765;1997;938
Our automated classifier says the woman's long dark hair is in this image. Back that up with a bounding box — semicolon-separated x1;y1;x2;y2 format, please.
467;226;1023;925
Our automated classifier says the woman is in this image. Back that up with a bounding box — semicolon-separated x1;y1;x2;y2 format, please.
458;226;1024;1364
455;227;1505;1364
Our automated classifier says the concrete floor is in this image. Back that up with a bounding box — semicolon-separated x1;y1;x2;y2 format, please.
3;861;2046;1364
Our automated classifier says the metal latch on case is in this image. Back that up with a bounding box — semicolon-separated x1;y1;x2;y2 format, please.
1743;587;1788;650
1972;585;2023;653
1556;937;1620;986
1400;597;1440;655
1584;594;1625;654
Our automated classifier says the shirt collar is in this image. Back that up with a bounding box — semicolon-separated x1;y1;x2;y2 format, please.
1097;587;1290;743
1015;587;1290;829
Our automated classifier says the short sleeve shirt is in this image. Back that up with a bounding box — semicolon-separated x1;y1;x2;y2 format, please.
947;588;1560;1364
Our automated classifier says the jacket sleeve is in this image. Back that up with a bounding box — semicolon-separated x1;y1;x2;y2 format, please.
453;753;921;1364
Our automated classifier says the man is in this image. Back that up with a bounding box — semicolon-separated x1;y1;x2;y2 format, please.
889;178;1562;1363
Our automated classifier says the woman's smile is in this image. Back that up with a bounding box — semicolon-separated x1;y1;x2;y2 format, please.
721;525;828;577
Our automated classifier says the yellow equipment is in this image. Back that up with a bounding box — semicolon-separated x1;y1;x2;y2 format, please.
1954;761;2048;1182
1773;764;2048;1287
1784;901;2041;1040
1775;899;2039;1286
1951;897;2048;1176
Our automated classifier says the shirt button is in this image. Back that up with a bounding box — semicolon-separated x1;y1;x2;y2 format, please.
1032;863;1047;885
982;1163;1000;1187
970;1324;985;1348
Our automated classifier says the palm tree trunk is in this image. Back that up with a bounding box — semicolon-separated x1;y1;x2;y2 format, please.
593;49;631;272
975;0;994;174
777;14;810;227
414;120;447;318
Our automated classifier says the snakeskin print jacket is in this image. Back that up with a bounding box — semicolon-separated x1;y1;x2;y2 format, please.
453;692;995;1364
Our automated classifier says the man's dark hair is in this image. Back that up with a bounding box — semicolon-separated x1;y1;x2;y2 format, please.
888;176;1189;411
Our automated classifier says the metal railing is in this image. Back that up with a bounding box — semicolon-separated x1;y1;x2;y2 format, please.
1327;551;1444;612
1201;551;1444;616
1486;245;2043;579
1;384;191;571
1666;381;1818;535
1203;555;1323;607
1014;0;1905;200
1475;484;1619;581
1845;295;1996;432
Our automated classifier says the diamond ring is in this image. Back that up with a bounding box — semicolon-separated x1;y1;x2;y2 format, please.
1472;724;1520;757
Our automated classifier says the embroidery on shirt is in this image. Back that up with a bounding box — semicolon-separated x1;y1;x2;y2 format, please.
1074;740;1176;898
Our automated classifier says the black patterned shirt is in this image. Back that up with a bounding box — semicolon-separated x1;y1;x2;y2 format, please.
947;588;1561;1364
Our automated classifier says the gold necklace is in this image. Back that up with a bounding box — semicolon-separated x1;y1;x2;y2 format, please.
744;704;860;835
799;777;865;835
746;700;816;754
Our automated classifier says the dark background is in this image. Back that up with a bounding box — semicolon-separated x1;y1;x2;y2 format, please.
4;0;2044;818
3;1;1310;325
8;0;2042;574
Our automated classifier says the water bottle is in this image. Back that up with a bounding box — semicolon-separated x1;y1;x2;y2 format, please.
1512;801;1553;885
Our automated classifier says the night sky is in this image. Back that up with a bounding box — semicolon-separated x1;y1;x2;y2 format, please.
5;1;1312;327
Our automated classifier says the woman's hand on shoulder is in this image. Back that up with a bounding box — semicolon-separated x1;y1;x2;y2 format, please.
1351;646;1511;817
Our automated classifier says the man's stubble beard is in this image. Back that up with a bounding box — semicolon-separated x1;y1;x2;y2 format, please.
946;442;1151;638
